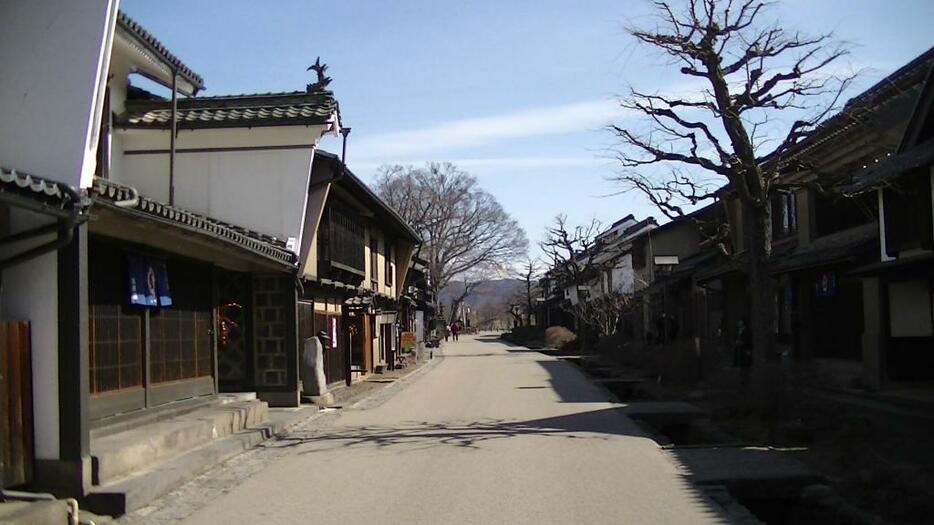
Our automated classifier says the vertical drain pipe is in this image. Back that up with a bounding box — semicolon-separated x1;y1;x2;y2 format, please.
340;127;352;164
169;70;178;206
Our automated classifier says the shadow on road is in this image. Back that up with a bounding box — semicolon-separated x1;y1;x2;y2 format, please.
260;408;726;521
471;335;540;350
265;406;652;454
535;359;610;403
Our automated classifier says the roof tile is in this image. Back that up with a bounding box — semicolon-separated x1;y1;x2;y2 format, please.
119;91;338;129
117;11;205;90
91;177;295;266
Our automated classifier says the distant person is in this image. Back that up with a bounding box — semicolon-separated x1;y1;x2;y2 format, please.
451;321;461;342
444;324;450;342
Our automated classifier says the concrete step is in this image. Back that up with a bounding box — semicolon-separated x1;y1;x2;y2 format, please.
84;418;283;517
90;399;268;486
666;445;824;500
0;500;69;525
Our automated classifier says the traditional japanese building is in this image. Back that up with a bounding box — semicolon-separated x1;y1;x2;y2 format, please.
297;151;421;385
845;54;934;388
0;5;359;511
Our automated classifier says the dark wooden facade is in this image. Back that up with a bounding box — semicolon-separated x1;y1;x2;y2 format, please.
1;321;33;488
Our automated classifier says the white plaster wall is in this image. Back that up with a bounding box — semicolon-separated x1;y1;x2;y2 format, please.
0;0;117;188
0;210;60;461
394;240;416;300
115;126;326;250
299;183;329;278
612;254;635;294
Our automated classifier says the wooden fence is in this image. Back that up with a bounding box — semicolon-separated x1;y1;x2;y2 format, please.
1;321;33;488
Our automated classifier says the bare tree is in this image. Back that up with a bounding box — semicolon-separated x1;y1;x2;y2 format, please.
577;291;631;338
446;279;479;327
375;162;528;312
516;258;540;326
540;215;606;334
611;0;852;388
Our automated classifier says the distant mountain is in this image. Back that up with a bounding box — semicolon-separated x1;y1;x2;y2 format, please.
439;278;525;311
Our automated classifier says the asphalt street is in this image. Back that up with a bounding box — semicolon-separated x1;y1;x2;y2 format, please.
136;335;726;524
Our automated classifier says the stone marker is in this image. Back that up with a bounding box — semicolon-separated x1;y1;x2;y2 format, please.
301;334;334;406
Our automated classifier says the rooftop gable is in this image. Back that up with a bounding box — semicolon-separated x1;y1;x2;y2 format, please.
778;46;934;166
314;151;421;244
116;11;204;93
898;64;934;153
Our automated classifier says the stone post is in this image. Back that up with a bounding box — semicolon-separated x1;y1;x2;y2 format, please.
302;336;333;406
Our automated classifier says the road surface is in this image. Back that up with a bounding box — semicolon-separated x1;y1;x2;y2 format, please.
133;335;725;524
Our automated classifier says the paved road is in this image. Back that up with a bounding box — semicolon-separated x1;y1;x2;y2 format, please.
137;335;725;524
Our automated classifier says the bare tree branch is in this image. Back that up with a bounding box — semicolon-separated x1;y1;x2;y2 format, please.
376;162;529;311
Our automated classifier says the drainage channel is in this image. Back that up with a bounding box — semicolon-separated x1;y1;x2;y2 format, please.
564;356;871;524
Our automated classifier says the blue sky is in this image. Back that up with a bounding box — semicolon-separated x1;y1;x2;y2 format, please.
122;0;933;259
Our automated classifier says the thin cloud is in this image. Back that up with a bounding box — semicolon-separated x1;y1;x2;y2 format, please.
350;155;609;175
352;99;626;159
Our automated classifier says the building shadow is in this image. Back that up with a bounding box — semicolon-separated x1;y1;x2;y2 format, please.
534;358;610;403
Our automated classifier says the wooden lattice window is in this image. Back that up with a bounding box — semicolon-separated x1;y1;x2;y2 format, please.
89;239;144;395
149;309;212;383
89;303;143;394
328;204;365;273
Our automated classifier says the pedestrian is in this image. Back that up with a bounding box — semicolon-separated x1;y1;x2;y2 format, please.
451;321;461;342
444;324;450;342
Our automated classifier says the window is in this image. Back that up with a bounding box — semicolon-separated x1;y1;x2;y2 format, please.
324;204;365;273
883;170;933;256
385;241;393;287
370;236;379;289
89;303;143;394
771;192;797;240
89;241;143;395
149;309;212;383
149;257;213;383
88;239;213;396
815;191;876;238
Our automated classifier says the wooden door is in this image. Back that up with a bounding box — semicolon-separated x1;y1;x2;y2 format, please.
1;321;33;488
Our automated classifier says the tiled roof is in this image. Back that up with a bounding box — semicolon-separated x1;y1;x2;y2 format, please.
839;138;934;194
117;11;205;91
771;223;878;273
91;178;295;266
315;151;422;243
0;166;81;208
778;47;934;165
119;91;338;129
843;64;934;194
344;295;374;307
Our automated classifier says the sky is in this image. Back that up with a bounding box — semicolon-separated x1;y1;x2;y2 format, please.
122;0;933;261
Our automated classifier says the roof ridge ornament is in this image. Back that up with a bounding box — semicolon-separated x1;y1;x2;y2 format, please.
306;57;332;92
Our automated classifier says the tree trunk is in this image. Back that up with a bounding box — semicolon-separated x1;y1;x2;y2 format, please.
743;200;781;407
